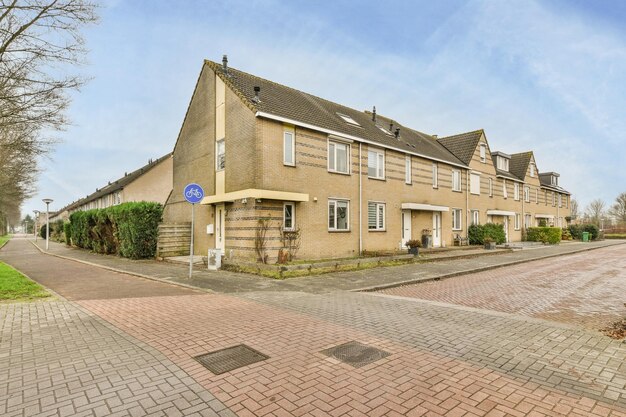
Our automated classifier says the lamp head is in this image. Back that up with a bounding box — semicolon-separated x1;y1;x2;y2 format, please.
42;198;53;205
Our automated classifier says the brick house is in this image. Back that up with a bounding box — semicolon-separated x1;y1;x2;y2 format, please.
163;57;570;260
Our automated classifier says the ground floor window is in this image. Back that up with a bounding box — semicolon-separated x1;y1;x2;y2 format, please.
515;213;521;230
452;208;462;230
367;202;385;231
471;210;480;225
328;199;349;231
283;202;295;231
524;214;532;229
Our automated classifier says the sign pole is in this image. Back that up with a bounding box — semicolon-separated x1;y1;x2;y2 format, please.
189;202;195;279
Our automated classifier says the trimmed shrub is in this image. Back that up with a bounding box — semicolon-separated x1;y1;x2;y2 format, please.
39;223;47;239
482;222;506;244
568;224;583;240
527;227;562;244
68;202;162;259
468;223;506;245
64;222;72;246
583;224;600;240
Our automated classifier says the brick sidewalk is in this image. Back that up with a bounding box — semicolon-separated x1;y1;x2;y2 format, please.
0;301;234;417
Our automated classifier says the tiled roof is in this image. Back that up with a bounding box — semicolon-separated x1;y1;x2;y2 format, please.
509;152;532;181
63;153;172;212
495;168;522;181
205;60;466;167
436;130;484;165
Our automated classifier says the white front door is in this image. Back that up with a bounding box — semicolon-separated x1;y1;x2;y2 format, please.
401;210;411;247
503;216;509;243
432;212;441;247
216;204;226;251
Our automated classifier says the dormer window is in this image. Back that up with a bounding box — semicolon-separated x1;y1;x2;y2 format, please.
336;113;360;126
551;175;558;186
497;156;509;172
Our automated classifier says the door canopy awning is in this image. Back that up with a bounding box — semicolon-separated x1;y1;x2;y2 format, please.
535;214;555;219
401;203;449;212
201;188;309;205
486;209;516;217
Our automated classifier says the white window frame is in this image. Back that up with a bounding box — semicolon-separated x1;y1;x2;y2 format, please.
328;199;350;231
530;163;535;177
367;202;386;231
337;113;360;126
497;156;509;172
535;189;538;204
489;178;493;197
452;169;461;192
479;144;486;163
515;213;521;230
514;183;520;201
524;214;532;229
552;192;556;206
368;148;385;179
503;179;508;199
283;202;295;231
558;194;562;208
405;155;411;184
524;186;530;203
216;139;225;171
470;173;481;195
452;208;462;231
471;210;480;225
283;131;295;166
432;163;438;188
328;140;351;174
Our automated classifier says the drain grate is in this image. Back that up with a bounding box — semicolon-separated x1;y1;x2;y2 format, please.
194;344;269;375
321;341;390;368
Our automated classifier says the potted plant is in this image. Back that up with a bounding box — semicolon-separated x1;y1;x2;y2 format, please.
484;237;496;250
406;239;422;256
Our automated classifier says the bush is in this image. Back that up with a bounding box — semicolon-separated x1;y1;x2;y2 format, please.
568;224;583;240
468;223;506;245
561;228;572;240
568;224;600;241
68;202;162;259
51;219;65;242
583;224;600;240
606;233;626;239
527;227;561;244
39;223;47;239
64;222;72;246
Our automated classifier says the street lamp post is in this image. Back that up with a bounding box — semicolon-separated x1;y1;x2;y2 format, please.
33;210;40;241
42;199;53;250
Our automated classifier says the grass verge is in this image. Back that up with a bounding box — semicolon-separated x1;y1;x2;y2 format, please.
0;235;10;249
0;261;51;301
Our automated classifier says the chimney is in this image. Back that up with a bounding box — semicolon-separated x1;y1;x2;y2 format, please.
253;86;261;103
222;55;228;75
432;134;438;139
389;121;394;132
395;128;400;139
372;106;376;122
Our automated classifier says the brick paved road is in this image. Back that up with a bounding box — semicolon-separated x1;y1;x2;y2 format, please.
2;238;626;416
377;244;626;331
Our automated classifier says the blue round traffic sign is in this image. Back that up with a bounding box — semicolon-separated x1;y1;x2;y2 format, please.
183;183;204;204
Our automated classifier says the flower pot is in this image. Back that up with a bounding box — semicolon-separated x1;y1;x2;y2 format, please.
408;247;419;256
484;242;496;250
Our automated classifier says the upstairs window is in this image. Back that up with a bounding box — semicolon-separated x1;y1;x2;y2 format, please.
535;189;539;204
514;183;520;201
337;113;360;126
328;141;350;174
488;178;493;197
405;155;412;184
479;144;486;163
524;186;530;202
432;163;438;188
497;156;509;172
216;139;225;170
368;148;385;179
283;131;295;166
558;194;562;208
552;192;556;206
470;173;480;195
367;202;385;231
503;179;508;199
452;170;461;192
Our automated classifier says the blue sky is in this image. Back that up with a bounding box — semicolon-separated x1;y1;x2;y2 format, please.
24;0;626;217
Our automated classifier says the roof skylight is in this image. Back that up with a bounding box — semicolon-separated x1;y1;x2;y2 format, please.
337;113;360;126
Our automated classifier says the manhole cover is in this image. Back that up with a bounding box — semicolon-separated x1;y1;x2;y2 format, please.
321;341;390;368
194;344;269;375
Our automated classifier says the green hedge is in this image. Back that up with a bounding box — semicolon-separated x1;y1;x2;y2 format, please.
568;224;600;240
605;234;626;239
468;223;506;245
64;222;72;246
526;227;562;244
68;202;162;259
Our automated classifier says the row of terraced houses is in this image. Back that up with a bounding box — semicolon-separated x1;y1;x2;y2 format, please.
161;57;571;261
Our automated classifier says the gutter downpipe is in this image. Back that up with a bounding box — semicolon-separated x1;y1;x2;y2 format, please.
466;170;469;239
359;143;362;255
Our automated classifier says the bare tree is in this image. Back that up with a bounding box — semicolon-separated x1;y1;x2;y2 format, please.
0;0;98;220
608;192;626;224
585;199;606;226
